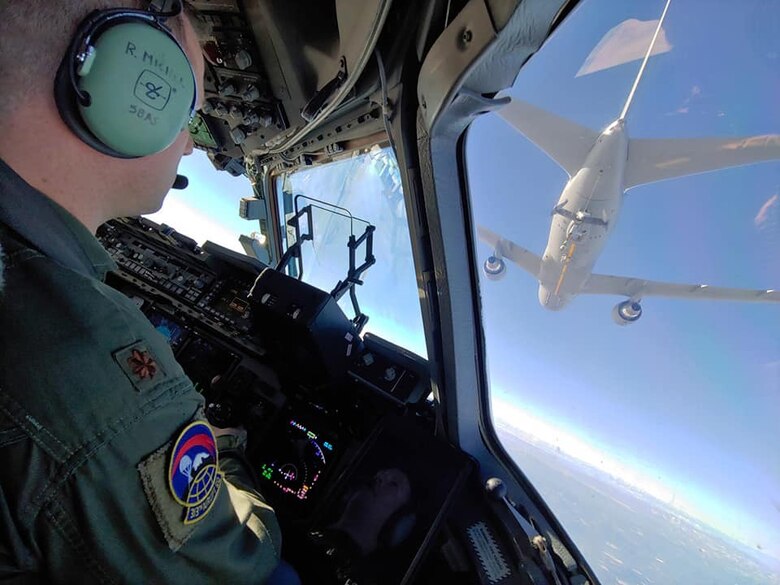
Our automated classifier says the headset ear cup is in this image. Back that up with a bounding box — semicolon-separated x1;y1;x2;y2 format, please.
54;54;133;158
75;21;195;157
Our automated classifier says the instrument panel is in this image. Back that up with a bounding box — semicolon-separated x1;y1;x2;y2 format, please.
99;217;469;584
257;417;337;504
99;220;263;351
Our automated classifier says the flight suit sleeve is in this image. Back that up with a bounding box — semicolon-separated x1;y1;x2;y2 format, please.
215;430;284;567
35;385;282;585
0;254;282;583
216;431;261;494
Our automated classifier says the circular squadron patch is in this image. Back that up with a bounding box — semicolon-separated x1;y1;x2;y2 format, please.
169;421;223;525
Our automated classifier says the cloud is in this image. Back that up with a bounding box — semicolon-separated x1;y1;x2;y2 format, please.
754;194;778;226
722;134;780;150
576;19;672;77
669;85;702;116
491;396;676;504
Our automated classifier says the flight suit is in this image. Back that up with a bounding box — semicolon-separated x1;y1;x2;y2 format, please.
0;159;281;583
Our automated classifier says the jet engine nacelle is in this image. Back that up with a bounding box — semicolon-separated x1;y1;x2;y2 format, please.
612;300;642;325
483;256;507;281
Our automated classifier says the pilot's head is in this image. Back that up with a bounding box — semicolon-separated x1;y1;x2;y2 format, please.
0;1;206;230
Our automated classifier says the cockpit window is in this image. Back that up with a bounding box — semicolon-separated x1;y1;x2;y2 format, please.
274;145;427;358
465;0;779;583
147;149;255;255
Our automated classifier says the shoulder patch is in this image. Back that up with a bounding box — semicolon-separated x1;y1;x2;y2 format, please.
169;421;224;525
138;441;196;551
113;341;167;392
138;421;223;551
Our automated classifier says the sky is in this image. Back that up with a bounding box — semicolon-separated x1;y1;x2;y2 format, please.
466;0;779;565
147;0;779;577
147;153;257;256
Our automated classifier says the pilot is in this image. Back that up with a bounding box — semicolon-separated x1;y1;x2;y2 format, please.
0;1;295;583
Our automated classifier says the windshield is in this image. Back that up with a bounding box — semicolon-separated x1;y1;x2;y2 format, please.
466;0;779;583
274;146;426;358
147;150;254;255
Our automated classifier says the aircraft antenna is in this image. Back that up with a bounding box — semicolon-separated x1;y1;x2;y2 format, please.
619;0;673;121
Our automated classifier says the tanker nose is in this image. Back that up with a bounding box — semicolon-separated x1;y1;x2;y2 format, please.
538;286;566;311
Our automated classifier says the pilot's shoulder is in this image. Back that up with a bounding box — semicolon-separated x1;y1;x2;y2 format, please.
0;245;199;460
1;243;172;361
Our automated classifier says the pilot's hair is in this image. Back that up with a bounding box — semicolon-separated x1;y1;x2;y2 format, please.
0;1;200;121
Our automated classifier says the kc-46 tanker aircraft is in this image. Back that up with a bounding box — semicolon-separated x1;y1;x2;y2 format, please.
478;0;780;324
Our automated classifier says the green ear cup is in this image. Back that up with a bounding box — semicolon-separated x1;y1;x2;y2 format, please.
77;22;195;157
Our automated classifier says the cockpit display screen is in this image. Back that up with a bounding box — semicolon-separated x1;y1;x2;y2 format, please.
175;335;239;394
208;283;252;332
146;310;187;350
257;418;336;503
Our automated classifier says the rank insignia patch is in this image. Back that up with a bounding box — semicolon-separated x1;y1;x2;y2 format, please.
128;348;158;380
169;421;223;525
113;341;166;392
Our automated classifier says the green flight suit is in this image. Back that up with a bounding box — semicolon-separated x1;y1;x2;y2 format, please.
0;159;281;583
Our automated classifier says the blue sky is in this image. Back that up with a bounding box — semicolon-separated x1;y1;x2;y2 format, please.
467;0;779;564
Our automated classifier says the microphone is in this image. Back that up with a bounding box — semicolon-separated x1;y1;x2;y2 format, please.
172;174;189;190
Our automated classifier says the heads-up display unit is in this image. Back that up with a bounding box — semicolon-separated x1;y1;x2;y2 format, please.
254;415;338;510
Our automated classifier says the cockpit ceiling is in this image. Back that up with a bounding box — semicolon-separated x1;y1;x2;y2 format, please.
187;0;395;171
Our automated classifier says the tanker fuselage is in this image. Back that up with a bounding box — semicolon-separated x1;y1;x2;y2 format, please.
537;120;629;310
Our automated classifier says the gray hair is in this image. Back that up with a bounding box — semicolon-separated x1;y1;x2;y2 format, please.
0;1;199;120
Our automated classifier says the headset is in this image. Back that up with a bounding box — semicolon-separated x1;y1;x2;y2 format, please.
54;1;197;159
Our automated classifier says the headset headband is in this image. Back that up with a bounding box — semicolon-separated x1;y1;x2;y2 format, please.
68;9;180;106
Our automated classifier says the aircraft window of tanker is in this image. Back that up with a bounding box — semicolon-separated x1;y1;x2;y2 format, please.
273;146;427;359
465;0;779;584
